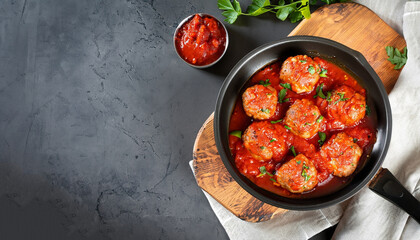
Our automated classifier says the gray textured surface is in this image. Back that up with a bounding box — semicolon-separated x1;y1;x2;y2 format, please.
0;0;296;239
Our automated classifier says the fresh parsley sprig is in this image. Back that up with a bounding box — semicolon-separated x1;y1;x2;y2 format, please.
385;46;407;70
218;0;311;24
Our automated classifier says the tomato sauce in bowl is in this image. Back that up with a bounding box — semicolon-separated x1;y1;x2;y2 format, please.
228;56;377;198
174;14;228;68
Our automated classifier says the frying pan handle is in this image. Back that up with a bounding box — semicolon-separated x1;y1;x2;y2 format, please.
369;168;420;224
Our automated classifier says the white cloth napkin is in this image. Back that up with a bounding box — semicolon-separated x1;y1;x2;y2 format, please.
190;1;420;239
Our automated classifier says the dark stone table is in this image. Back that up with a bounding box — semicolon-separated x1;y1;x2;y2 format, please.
0;0;332;239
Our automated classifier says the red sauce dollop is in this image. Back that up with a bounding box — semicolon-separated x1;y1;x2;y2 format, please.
175;14;227;66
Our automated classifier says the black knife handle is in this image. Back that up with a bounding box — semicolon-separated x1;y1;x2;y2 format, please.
369;168;420;224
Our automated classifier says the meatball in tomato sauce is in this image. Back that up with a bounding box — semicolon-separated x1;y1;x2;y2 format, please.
320;132;362;177
280;55;320;94
327;85;366;128
242;85;278;120
242;121;288;161
275;154;318;193
284;99;323;139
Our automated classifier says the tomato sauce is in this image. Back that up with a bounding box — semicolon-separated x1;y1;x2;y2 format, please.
175;14;227;66
229;57;377;198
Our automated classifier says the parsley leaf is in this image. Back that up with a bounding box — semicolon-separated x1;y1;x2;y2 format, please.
278;88;287;103
280;83;292;90
270;138;277;143
271;119;282;124
333;92;349;105
308;65;315;74
259;79;271;87
316;115;324;123
385;46;407;70
318;132;326;146
257;166;273;178
319;68;328;77
229;130;242;139
260;108;270;113
284;125;291;130
290;146;297;157
365;104;371;116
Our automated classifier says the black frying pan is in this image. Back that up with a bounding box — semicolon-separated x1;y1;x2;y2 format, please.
214;36;420;222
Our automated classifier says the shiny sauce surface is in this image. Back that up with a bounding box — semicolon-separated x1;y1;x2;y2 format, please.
229;57;377;198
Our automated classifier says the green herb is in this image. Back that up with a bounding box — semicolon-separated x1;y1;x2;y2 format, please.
260;146;266;150
270;138;277;143
271;119;282;124
290;146;297;157
259;79;271;87
333;92;349;105
308;65;315;74
316;115;324;123
296;160;301;164
314;83;331;101
319;68;328;77
365;105;371;116
260;108;270;113
278;88;287;103
318;132;326;146
299;60;307;63
353;138;358;143
351;163;355;167
270;178;277;182
257;166;273;177
304;122;311;126
229;130;242;139
301;163;311;181
280;83;292;90
284;125;291;130
385;46;407;69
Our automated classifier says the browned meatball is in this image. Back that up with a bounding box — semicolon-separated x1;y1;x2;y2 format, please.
280;55;321;94
327;85;366;127
284;99;323;139
242;85;278;120
243;121;288;161
320;132;362;177
275;154;318;193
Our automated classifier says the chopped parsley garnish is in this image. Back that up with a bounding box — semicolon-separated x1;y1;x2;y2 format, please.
278;88;287;103
353;138;358;143
304;122;312;126
271;119;282;124
308;65;315;75
260;108;270;113
301;162;311;181
284;125;291;130
259;79;271;87
316;115;324;123
269;178;277;183
290;146;297;157
280;83;292;90
333;92;349;105
270;138;277;143
319;68;328;77
299;60;307;63
314;83;332;101
260;146;266;150
229;130;242;139
365;105;371;116
385;46;407;69
296;160;301;164
257;166;273;178
318;132;326;146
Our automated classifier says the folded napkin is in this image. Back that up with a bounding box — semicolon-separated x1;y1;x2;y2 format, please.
190;1;420;239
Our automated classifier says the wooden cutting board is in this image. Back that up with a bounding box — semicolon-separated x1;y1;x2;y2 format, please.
192;3;406;222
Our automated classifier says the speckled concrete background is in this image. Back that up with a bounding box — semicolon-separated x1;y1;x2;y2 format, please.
0;0;296;239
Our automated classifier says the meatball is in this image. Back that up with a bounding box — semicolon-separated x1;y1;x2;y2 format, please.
327;85;366;127
320;132;363;177
242;85;278;120
242;121;287;161
280;55;321;93
275;154;318;193
284;99;323;139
